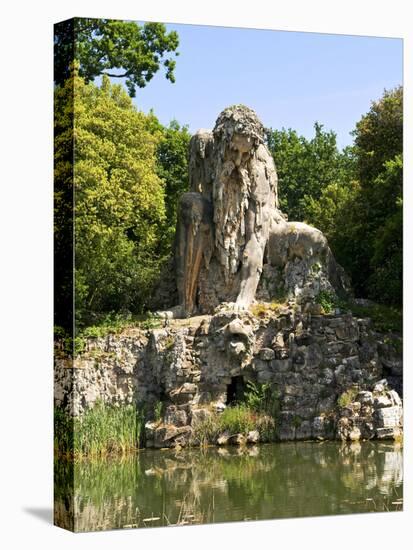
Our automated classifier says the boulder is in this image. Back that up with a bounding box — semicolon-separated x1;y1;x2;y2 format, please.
374;394;393;408
217;432;230;446
164;405;188;427
348;427;361;441
228;433;247;446
356;391;373;405
246;430;260;444
153;425;192;449
259;348;275;361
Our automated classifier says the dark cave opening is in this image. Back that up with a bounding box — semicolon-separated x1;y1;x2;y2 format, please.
226;376;247;405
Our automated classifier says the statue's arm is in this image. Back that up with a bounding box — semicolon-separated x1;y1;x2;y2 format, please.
236;205;264;308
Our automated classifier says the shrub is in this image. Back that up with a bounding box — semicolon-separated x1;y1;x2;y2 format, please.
337;388;358;408
348;302;402;333
244;381;280;417
315;290;337;314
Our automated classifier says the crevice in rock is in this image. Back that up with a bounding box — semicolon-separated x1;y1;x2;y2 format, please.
226;376;247;406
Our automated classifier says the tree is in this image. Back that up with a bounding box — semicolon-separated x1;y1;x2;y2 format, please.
301;87;403;306
55;18;179;97
350;87;403;305
366;155;403;305
353;86;403;186
266;123;353;221
156;120;191;253
55;71;167;325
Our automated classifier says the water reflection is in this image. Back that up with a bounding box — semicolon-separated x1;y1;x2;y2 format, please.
54;441;403;532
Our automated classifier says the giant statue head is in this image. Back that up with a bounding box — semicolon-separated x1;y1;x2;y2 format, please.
213;104;265;166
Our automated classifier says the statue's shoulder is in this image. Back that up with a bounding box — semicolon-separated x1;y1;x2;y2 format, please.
190;129;214;154
256;142;274;164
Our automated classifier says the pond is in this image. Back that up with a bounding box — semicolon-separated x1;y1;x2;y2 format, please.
54;441;403;532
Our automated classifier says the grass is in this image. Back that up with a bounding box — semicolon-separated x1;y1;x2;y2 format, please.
54;402;145;459
154;401;164;423
337;387;359;408
79;311;163;334
191;405;276;446
191;382;279;446
218;405;256;434
190;415;220;447
54;312;163;357
162;335;175;350
250;301;286;318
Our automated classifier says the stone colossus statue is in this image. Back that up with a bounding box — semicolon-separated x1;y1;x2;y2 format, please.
173;105;349;317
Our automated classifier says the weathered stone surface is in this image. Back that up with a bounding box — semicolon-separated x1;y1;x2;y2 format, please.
376;427;402;439
336;384;403;441
217;433;230;446
375;406;402;428
228;433;247;446
317;395;336;414
167;104;351;318
190;408;212;426
259;348;275;361
312;416;334;440
374;395;393;408
357;391;374;405
164;405;187;427
348;427;361;441
246;430;260;444
388;389;402;406
54;334;147;416
153;425;192;449
84;105;401;449
55;307;403;446
295;420;312;440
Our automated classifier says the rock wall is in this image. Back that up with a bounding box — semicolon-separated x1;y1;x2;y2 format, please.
55;307;402;446
54;331;148;416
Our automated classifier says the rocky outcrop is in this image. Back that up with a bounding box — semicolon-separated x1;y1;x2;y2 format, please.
54;331;147;416
55;306;403;447
336;381;403;441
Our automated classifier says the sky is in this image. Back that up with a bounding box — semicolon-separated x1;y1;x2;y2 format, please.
129;22;402;149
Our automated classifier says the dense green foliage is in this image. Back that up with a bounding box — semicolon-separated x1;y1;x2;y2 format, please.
337;388;359;408
191;404;276;447
351;87;403;304
345;302;402;333
73;73;166;323
267;122;354;221
155;120;191;253
244;381;280;417
55;18;179;97
55;71;191;328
